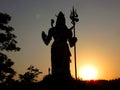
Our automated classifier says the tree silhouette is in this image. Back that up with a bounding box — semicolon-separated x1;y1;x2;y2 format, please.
0;12;20;84
19;65;42;83
0;53;15;83
0;12;20;51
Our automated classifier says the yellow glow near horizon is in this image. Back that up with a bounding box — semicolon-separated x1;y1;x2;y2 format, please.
79;65;97;80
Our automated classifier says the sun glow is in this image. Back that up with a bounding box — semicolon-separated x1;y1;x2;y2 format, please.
79;66;97;80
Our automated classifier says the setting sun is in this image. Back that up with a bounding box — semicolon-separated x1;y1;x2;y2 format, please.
79;66;97;80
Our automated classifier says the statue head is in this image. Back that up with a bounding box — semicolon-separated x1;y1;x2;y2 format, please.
55;11;66;26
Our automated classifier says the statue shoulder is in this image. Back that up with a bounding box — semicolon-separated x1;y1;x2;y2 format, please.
48;27;55;35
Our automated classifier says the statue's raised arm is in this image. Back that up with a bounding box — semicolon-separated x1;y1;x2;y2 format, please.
41;19;55;45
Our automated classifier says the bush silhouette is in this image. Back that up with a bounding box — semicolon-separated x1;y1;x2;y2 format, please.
0;12;20;87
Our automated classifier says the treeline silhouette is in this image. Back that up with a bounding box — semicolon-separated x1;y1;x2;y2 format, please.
0;73;120;90
0;12;120;90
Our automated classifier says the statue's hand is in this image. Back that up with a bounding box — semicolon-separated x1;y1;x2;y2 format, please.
42;31;49;45
74;37;77;42
69;37;77;47
42;31;47;42
42;31;46;38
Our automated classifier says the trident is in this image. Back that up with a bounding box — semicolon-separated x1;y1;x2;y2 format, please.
70;7;79;79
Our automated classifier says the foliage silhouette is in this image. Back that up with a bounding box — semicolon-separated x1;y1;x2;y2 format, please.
0;12;20;86
0;53;15;82
19;65;42;83
0;12;20;51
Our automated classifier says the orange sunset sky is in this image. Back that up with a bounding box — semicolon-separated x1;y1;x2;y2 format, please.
0;0;120;80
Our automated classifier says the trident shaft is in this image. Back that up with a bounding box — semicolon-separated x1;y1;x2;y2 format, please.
70;7;79;79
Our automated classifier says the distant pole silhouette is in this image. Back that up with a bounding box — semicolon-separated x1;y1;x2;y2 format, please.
70;7;79;79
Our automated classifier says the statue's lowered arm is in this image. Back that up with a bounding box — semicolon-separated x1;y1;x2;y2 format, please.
68;27;77;47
